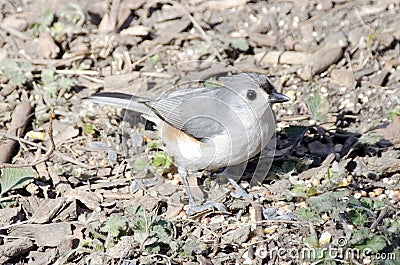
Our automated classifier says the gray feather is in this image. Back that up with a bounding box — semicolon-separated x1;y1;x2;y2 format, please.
84;92;151;114
149;87;228;139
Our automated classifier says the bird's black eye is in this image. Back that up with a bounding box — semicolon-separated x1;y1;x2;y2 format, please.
246;89;257;100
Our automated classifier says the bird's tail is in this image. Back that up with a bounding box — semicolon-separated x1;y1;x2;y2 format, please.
84;92;151;114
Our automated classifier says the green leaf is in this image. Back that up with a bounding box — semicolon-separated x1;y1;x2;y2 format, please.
52;21;64;34
283;126;309;145
146;140;163;149
204;80;221;88
359;131;382;145
303;235;319;248
42;10;54;26
306;191;350;214
80;238;93;247
149;54;160;65
350;227;371;245
1;60;33;86
152;151;171;169
291;184;308;197
100;214;127;238
57;76;76;89
297;207;316;221
132;157;147;172
348;209;368;226
229;38;249;51
145;243;160;254
388;109;400;119
151;224;173;244
355;235;387;253
0;168;35;196
306;186;317;197
387;220;400;234
27;23;42;37
182;240;206;256
361;197;373;209
41;69;55;85
306;92;328;122
83;123;96;135
282;160;296;174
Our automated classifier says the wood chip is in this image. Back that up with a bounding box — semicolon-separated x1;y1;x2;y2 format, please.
27;248;58;265
31;197;67;223
248;33;277;47
9;222;72;247
37;31;60;59
0;208;20;227
65;189;102;210
331;69;356;89
0;238;34;264
120;25;150;36
104;72;141;92
298;43;343;80
204;0;249;10
1;15;28;31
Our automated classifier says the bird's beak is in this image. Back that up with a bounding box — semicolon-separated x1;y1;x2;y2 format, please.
269;91;290;103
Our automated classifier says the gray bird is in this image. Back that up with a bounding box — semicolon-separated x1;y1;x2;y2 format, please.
85;73;289;214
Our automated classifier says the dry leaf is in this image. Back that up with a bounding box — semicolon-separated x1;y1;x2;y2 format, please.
375;115;400;144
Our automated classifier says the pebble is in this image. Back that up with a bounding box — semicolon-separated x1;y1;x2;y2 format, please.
374;188;383;196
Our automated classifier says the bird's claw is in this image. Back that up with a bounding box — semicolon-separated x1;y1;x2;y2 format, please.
230;189;254;199
184;201;227;215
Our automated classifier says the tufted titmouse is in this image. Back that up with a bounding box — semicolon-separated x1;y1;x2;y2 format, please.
85;73;289;214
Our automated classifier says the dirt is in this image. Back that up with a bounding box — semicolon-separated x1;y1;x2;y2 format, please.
0;0;399;264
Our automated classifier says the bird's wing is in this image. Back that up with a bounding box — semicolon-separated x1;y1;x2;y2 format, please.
148;87;228;140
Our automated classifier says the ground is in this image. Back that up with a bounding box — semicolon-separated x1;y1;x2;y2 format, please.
0;0;399;264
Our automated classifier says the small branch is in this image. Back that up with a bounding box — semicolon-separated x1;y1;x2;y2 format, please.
0;101;33;164
55;69;99;76
170;1;224;62
0;108;55;169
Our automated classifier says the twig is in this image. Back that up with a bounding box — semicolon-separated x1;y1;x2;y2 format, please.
77;74;105;84
169;1;224;62
0;220;31;230
255;219;305;225
0;108;55;169
0;133;99;169
0;101;33;165
254;204;264;264
0;194;20;203
131;44;163;68
370;206;389;231
0;24;31;40
14;55;86;67
55;69;99;76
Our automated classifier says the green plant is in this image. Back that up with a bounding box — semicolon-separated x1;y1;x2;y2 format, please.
39;69;76;98
306;92;328;123
1;60;33;86
0;168;35;198
27;9;54;37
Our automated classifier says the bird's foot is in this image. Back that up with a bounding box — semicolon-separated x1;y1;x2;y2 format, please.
184;201;227;215
230;187;254;199
223;173;254;199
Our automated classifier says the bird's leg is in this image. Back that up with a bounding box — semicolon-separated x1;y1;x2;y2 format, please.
178;168;227;215
223;171;254;199
224;172;253;199
212;164;254;199
178;168;197;207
